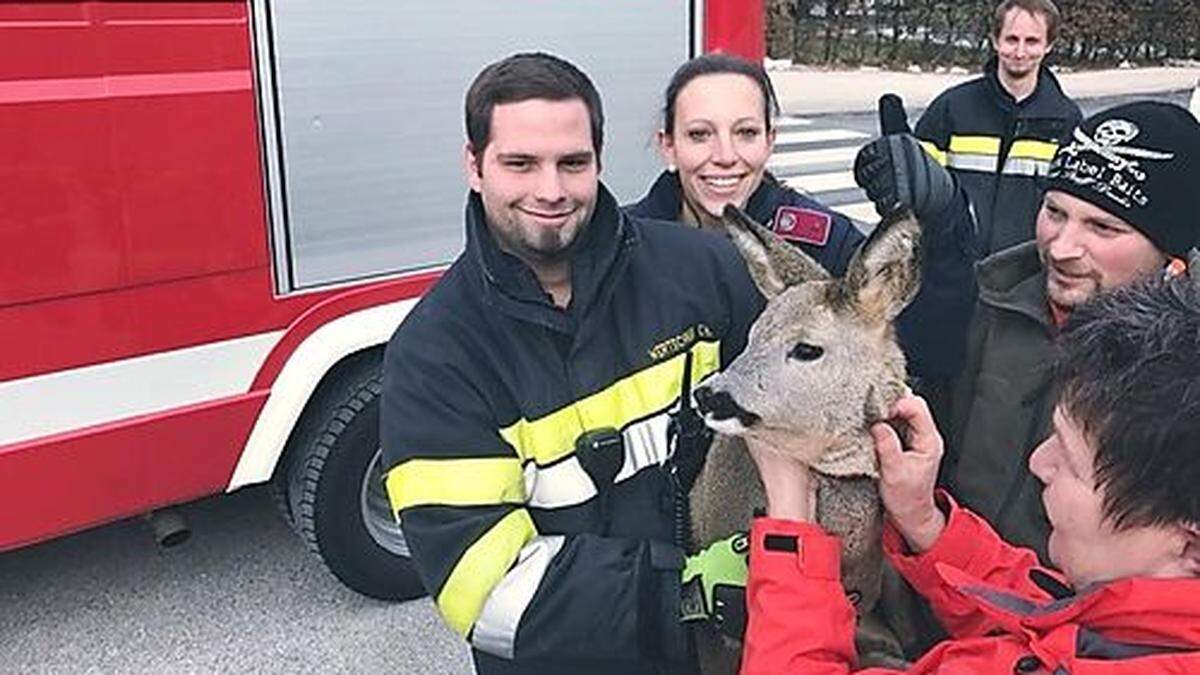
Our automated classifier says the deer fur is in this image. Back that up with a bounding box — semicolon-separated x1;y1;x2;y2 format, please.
688;204;923;674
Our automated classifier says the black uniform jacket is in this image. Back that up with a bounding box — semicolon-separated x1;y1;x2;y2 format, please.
916;58;1082;256
627;170;979;381
381;185;762;674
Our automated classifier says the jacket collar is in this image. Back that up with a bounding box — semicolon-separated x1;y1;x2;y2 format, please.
983;56;1071;117
464;183;634;333
976;241;1053;330
940;561;1200;652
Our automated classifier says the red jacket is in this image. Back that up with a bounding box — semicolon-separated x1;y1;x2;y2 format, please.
742;493;1200;674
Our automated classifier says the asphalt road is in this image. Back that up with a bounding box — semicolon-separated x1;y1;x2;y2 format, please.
1;88;1190;675
0;486;472;674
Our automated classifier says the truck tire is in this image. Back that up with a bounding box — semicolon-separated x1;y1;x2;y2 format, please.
283;357;426;601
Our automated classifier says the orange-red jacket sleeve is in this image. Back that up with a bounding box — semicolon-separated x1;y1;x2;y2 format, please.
884;491;1063;639
741;518;906;675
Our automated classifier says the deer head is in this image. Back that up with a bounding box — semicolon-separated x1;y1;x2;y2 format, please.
695;205;922;477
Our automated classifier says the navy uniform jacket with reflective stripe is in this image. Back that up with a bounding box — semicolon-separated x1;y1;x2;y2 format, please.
627;170;978;381
381;185;762;675
916;57;1082;256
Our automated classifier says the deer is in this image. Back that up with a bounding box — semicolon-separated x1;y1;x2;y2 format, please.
687;202;923;674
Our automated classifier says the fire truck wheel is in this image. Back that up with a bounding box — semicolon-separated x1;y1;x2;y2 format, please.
285;363;426;601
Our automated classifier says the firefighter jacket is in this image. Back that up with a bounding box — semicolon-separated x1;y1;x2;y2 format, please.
916;58;1082;256
380;185;763;675
936;241;1057;562
742;493;1200;674
627;169;978;381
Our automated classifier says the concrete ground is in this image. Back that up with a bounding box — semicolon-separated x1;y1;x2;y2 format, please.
771;65;1200;114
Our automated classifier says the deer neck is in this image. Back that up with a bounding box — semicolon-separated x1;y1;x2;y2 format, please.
811;431;879;479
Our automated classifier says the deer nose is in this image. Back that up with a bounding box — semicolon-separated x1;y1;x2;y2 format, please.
694;386;761;427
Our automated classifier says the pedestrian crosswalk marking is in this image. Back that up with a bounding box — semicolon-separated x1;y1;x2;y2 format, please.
769;120;880;228
774;129;868;146
775;115;812;128
783;170;857;194
768;146;859;170
832;202;880;225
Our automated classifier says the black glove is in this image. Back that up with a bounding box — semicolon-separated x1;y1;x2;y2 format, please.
854;133;956;221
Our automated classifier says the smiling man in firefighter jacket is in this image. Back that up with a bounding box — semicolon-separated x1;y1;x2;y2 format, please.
916;0;1082;256
379;53;763;674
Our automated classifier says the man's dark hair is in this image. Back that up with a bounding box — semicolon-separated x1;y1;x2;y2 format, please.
464;52;604;160
1056;273;1200;531
992;0;1061;44
661;53;780;136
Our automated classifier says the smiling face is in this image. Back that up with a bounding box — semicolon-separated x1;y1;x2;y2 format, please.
466;97;598;271
658;73;775;226
1028;406;1194;587
1035;190;1167;310
992;7;1051;84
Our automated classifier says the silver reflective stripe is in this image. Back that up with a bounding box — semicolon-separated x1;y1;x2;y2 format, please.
471;535;566;659
524;457;596;509
946;153;997;172
1003;157;1051;176
522;409;674;509
615;410;673;482
945;153;1050;176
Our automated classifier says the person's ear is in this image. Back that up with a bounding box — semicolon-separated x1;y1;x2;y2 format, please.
1180;523;1200;576
464;142;483;192
766;125;777;155
656;129;677;172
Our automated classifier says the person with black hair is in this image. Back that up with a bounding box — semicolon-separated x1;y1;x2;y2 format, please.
380;52;765;674
740;269;1200;672
627;53;978;383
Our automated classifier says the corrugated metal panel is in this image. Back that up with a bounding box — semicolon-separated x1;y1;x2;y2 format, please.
254;1;696;291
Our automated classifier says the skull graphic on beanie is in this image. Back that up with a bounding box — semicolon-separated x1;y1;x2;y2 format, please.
1047;101;1200;257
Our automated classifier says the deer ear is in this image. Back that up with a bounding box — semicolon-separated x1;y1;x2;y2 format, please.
720;204;830;299
1187;249;1200;289
845;210;923;323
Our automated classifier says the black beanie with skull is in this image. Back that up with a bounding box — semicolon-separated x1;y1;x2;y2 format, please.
1046;101;1200;257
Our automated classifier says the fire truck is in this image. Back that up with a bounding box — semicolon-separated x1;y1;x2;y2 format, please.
0;1;764;600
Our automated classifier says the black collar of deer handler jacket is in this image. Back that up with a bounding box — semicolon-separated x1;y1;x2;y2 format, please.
465;185;634;336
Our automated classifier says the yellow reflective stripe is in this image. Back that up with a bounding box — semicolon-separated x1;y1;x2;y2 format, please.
499;341;722;466
948;135;1000;155
385;457;525;514
1009;139;1058;161
918;140;947;166
437;508;536;637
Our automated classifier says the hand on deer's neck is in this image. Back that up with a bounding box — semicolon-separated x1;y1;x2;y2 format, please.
872;395;947;553
746;437;817;522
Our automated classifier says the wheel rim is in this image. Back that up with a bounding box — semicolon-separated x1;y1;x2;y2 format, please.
361;448;411;557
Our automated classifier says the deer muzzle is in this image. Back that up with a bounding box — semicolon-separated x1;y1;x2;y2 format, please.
694;385;761;432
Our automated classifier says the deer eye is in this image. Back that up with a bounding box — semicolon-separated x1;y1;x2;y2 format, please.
788;342;824;362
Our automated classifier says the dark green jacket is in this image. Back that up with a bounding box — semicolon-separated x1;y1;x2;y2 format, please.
937;241;1058;562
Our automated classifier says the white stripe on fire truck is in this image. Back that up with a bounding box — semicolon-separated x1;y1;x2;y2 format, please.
0;331;283;447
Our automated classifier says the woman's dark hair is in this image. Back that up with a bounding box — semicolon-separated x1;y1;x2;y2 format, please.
661;53;780;135
1056;273;1200;531
465;52;604;158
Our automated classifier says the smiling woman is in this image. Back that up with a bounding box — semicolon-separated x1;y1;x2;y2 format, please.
625;53;866;278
